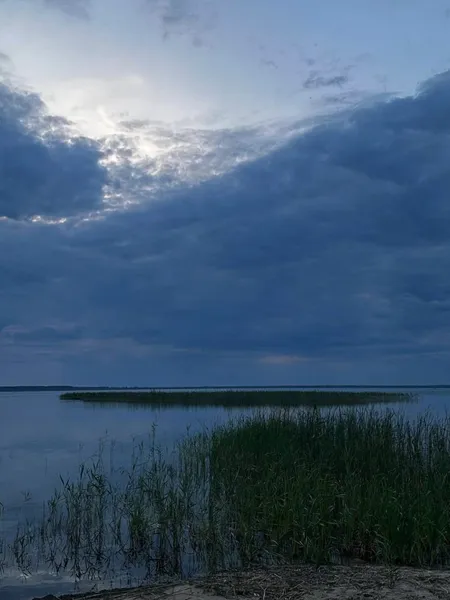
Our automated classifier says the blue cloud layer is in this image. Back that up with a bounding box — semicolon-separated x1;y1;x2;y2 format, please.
2;70;450;382
0;82;108;220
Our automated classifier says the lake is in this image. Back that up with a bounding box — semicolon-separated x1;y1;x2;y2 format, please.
1;387;450;599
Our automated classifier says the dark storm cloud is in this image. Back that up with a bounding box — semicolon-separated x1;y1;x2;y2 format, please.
0;81;108;220
3;70;450;372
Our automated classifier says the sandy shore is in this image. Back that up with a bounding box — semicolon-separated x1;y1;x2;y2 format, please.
34;562;450;600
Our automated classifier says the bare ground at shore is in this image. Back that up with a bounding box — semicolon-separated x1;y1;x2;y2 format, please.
34;562;450;600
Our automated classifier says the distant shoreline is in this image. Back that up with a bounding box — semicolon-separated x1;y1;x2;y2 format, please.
2;384;450;393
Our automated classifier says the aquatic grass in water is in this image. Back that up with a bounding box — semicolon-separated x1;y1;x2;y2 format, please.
2;406;450;588
60;389;415;408
209;407;450;567
1;429;224;584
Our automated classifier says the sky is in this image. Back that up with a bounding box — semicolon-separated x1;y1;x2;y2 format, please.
1;0;450;386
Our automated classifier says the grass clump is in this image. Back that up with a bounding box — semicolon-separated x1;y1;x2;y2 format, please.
60;389;415;408
4;406;450;585
208;407;450;567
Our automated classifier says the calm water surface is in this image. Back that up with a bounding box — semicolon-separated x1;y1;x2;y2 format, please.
1;387;449;599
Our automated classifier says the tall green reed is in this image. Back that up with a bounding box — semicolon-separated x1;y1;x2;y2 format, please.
209;407;450;566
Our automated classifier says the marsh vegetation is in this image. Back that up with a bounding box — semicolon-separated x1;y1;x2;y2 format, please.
60;389;415;408
2;405;450;591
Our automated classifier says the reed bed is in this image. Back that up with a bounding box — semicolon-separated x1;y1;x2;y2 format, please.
59;389;414;408
2;405;450;588
209;407;450;567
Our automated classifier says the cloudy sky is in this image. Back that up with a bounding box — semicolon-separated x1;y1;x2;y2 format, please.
1;0;450;386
